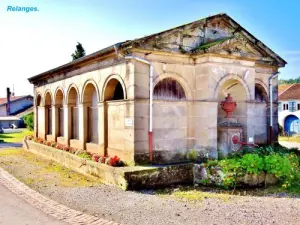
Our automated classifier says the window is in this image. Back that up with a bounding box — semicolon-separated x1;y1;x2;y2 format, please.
278;102;282;112
283;103;289;111
297;104;300;111
289;101;296;112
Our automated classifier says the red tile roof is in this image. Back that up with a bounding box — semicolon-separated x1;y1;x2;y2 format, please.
278;84;293;95
279;84;300;100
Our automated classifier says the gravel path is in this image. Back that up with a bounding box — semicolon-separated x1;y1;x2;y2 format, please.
1;149;300;225
42;186;300;225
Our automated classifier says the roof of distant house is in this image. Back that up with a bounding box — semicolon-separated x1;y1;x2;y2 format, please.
0;95;33;107
278;84;300;100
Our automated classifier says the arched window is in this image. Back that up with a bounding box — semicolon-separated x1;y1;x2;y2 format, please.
68;87;79;140
153;78;186;100
255;84;268;102
83;83;98;143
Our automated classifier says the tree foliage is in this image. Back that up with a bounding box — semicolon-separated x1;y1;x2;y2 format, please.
71;42;86;61
22;112;34;131
279;77;300;84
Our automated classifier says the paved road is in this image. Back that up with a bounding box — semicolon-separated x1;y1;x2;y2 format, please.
0;182;65;225
0;143;22;148
279;141;300;149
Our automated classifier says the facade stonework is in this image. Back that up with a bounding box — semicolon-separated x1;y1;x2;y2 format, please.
29;14;285;164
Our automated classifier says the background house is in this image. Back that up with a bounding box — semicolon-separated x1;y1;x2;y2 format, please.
0;88;33;128
278;84;300;135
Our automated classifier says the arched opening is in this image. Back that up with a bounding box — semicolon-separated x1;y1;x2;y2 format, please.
153;78;186;100
83;83;98;143
152;77;188;155
55;89;64;137
103;78;125;156
104;79;124;101
68;87;79;140
45;92;52;135
284;115;300;135
36;94;42;137
255;83;268;102
217;79;248;137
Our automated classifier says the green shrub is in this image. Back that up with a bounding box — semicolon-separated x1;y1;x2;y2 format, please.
240;154;264;175
22;113;34;131
188;149;198;162
202;148;300;189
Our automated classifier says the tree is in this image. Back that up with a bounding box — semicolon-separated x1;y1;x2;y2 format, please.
22;112;34;131
71;42;86;61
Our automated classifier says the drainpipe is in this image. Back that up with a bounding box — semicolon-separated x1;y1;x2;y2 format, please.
124;56;154;162
269;72;280;144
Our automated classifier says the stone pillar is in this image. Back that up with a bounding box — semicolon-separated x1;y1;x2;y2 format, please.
64;105;71;145
98;102;105;155
38;106;46;139
78;103;87;150
52;105;58;141
34;105;38;138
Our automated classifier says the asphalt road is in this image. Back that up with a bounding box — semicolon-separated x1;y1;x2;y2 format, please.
0;182;65;225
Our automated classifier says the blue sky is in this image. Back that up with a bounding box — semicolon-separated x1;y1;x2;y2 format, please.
1;0;299;96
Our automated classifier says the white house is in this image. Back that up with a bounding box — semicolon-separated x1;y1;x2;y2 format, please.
278;83;300;135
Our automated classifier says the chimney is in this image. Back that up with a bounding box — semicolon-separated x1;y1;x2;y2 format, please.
6;87;11;116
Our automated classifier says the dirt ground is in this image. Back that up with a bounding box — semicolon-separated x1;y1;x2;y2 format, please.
0;149;300;225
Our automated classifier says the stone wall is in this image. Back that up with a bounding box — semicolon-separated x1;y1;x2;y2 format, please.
24;140;194;190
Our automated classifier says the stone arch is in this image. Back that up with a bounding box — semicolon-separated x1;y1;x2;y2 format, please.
213;74;251;101
153;72;192;100
102;74;127;101
255;78;269;102
54;87;65;106
35;92;43;106
54;87;65;137
66;84;80;105
44;90;53;106
81;79;100;104
66;84;80;140
82;80;99;144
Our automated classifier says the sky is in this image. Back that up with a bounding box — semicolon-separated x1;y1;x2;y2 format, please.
1;0;300;97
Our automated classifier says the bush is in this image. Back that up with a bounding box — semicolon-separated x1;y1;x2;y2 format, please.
22;113;34;131
201;146;300;189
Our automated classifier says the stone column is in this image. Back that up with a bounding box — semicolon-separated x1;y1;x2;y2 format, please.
78;103;87;150
51;105;58;141
63;105;71;145
38;106;46;139
98;102;105;155
34;105;38;138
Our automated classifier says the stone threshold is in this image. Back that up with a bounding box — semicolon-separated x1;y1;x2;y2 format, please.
23;140;194;190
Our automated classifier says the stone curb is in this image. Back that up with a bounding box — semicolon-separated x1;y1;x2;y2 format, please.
0;166;122;225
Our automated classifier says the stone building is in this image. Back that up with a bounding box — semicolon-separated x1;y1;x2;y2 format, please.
28;14;286;164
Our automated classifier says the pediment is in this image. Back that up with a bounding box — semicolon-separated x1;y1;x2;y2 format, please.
124;14;286;67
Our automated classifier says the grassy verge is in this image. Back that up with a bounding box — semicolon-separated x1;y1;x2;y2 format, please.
0;129;33;143
0;148;102;188
279;135;300;143
153;182;300;202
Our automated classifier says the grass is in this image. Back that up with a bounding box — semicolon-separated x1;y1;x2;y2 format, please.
0;129;33;143
279;135;300;143
155;186;230;202
0;148;102;188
